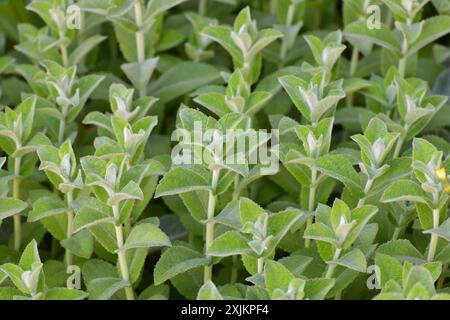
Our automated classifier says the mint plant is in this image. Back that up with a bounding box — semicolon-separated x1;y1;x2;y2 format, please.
0;0;450;301
0;240;87;299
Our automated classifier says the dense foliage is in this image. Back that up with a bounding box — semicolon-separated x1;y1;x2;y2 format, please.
0;0;449;300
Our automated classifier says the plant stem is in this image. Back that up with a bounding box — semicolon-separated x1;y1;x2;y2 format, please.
257;257;264;274
347;47;359;106
134;0;146;98
58;119;66;145
204;169;220;283
437;263;448;289
60;43;69;68
392;227;401;240
325;247;342;279
270;0;277;15
427;208;440;262
393;135;405;158
65;191;74;267
230;256;238;283
398;57;407;78
188;232;194;245
305;168;317;248
199;0;208;16
13;156;22;251
51;238;59;258
112;204;134;300
357;178;373;208
232;175;240;201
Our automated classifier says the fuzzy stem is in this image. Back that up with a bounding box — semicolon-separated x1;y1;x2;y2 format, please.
347;47;359;106
13;156;22;251
392;227;401;240
427;208;440;262
230;255;238;283
357;178;373;208
199;0;208;16
188;232;194;245
58;119;66;145
204;169;220;283
113;204;134;300
279;3;295;64
393;135;405;158
134;0;145;62
305;168;317;248
65;191;74;267
257;257;264;274
134;0;146;98
325;247;342;279
437;263;448;289
60;43;69;68
398;57;407;78
232;175;240;201
230;177;240;282
270;0;277;15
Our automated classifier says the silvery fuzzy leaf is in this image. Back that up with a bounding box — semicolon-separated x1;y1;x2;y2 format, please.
121;57;159;93
197;280;223;300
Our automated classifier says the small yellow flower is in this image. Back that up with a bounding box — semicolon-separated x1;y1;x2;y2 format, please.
437;168;450;194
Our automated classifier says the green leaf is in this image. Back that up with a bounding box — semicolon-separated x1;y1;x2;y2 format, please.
344;21;401;55
87;277;130;300
316;155;363;197
207;231;251;256
377;240;425;263
69;35;107;66
146;0;189;18
19;240;41;270
0;263;28;294
240;197;265;226
248;28;283;58
45;288;88;300
304;223;338;245
408;16;450;57
304;278;335;300
381;179;429;204
43;260;67;288
121;57;159;91
403;266;436;298
138;284;170;300
197;280;223;300
121;223;171;251
154;246;209;285
0;287;23;300
194;93;232;117
28;197;66;222
82;259;118;285
148;62;221;104
61;229;94;259
155;165;211;197
73;202;114;233
264;260;295;294
331;248;367;273
375;253;403;288
126;248;148;285
202;26;241;62
0;198;28;220
424;218;450;242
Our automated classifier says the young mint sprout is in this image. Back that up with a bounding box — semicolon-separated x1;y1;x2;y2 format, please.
202;7;282;84
35;138;83;266
352;117;400;207
185;13;218;62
